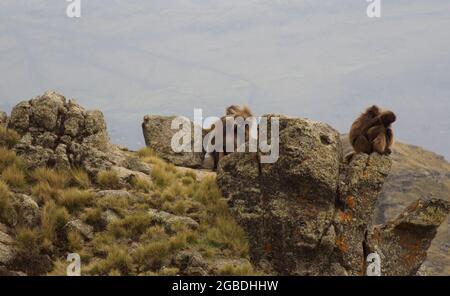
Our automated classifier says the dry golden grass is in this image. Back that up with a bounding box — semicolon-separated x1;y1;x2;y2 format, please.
137;147;157;158
206;216;248;257
41;201;69;244
96;194;129;216
31;182;59;205
15;227;42;257
0;147;22;173
96;170;120;189
0;180;15;224
82;207;105;231
70;168;91;189
0;126;20;148
32;167;70;189
133;241;170;272
88;247;133;276
151;165;176;189
107;212;153;240
217;262;255;276
1;164;26;188
130;176;151;192
67;230;83;251
0;144;253;275
57;188;94;212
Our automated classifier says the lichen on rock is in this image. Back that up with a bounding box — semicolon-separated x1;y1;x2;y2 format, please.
142;115;203;168
6;91;150;181
217;114;449;276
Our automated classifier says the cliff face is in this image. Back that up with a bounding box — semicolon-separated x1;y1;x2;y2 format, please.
217;116;449;276
340;136;450;275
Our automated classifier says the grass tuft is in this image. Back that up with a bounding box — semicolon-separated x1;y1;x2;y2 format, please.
206;216;248;257
96;170;120;189
57;188;94;212
0;180;16;224
70;168;91;189
130;176;151;192
0;147;22;173
41;201;69;244
32;167;70;189
1;164;26;188
0;126;20;148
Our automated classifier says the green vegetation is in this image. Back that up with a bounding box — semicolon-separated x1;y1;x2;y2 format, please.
0;131;251;276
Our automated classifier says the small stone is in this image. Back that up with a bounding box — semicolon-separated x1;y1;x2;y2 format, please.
65;219;94;240
148;209;199;231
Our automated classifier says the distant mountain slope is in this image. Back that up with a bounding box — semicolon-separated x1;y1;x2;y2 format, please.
342;136;450;275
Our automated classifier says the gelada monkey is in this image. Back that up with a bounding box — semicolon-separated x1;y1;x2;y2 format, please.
345;105;396;162
205;105;254;170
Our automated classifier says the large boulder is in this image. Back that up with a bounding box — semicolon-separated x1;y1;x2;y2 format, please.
217;115;449;275
218;115;342;275
6;91;149;178
142;115;203;168
332;153;392;275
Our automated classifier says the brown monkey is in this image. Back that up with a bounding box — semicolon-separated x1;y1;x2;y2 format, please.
204;105;254;170
345;105;396;162
366;111;396;154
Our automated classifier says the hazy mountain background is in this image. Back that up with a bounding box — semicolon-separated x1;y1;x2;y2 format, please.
0;0;449;159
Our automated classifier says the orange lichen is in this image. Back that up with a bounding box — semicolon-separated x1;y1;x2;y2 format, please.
338;210;353;224
346;195;355;209
335;235;349;253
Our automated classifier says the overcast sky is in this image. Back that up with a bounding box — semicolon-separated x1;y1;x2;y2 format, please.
0;0;449;159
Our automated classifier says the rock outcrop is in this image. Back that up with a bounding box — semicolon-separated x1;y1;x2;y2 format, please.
142;115;203;168
0;111;7;127
217;115;450;275
6;91;150;180
342;135;450;275
366;198;450;275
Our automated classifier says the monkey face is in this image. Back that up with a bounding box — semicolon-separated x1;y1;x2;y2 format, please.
381;111;396;126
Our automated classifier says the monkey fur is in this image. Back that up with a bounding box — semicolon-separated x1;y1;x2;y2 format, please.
204;105;254;170
346;105;396;162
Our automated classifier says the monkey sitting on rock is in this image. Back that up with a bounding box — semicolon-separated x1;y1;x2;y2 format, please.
345;105;396;162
